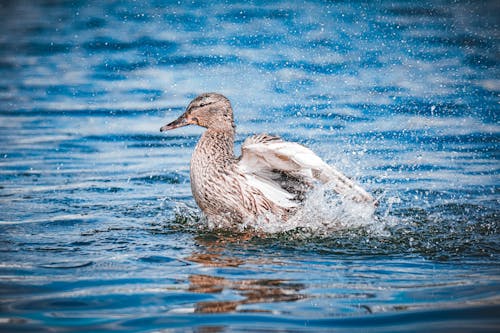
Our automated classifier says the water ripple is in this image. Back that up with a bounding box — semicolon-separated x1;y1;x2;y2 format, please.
0;0;498;331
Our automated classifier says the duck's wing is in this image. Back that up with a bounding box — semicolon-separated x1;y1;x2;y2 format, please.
237;134;374;206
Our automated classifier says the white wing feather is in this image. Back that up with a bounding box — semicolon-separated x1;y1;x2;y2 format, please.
238;135;374;207
244;173;299;209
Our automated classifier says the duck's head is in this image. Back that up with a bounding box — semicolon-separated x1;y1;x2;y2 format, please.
160;93;234;132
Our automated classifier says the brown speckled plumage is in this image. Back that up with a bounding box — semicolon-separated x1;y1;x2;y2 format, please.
160;93;374;226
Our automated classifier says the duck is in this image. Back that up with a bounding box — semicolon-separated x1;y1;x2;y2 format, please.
160;93;374;226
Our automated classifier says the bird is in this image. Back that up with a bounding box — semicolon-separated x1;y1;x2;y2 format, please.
160;93;374;227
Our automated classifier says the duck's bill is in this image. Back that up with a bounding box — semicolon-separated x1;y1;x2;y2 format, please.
160;115;189;132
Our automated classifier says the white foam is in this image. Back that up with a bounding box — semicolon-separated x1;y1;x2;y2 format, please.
245;185;378;236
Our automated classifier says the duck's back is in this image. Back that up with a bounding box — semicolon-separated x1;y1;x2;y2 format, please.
189;131;292;224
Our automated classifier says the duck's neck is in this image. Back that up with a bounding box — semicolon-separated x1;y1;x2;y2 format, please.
192;128;235;166
189;128;236;218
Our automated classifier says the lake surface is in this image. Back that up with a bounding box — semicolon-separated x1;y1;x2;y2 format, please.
0;0;499;332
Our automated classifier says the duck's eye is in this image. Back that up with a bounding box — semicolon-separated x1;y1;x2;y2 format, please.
192;117;199;124
198;101;213;108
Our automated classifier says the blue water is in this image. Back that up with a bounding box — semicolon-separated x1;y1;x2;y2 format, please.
0;0;499;332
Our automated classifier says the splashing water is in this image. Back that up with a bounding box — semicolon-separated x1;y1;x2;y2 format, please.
246;185;378;235
172;182;390;237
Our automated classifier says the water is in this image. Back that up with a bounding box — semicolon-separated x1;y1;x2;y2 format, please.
0;0;499;331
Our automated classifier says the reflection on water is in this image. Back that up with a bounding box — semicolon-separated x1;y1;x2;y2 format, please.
189;274;304;314
188;251;245;268
187;237;304;314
